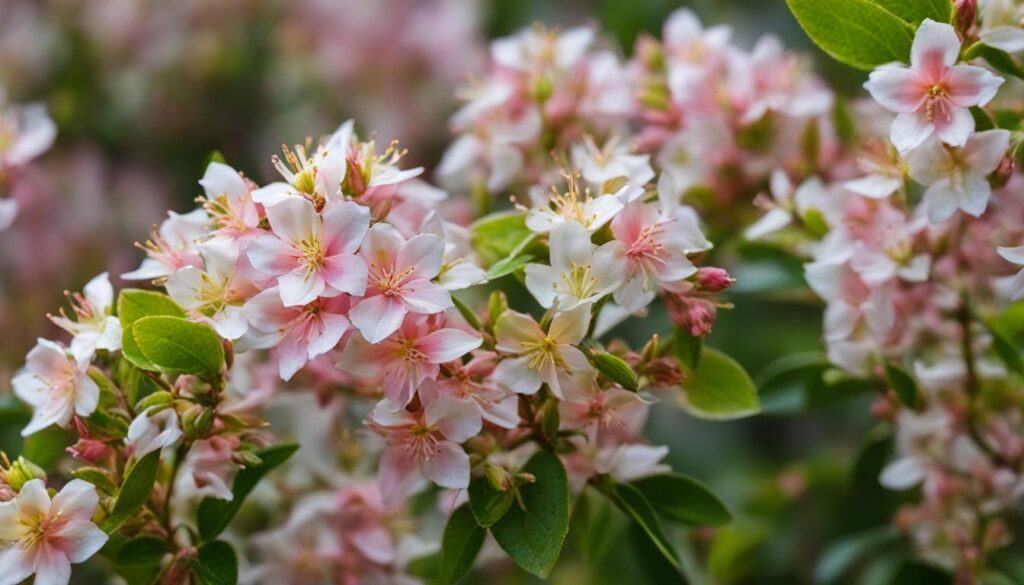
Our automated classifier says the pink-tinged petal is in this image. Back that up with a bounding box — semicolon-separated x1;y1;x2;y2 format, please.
360;223;405;269
981;26;1024;54
933;106;975;147
745;207;792;240
12;373;47;408
0;545;33;585
351;526;396;565
864;67;926;113
21;400;73;437
524;264;560;308
276;336;309;381
51;479;99;522
426;396;482;442
923;180;962;223
845;174;902;199
164;267;206;310
56;520;108;563
964;129;1011;173
322;254;368;296
492;356;543;394
910;19;960;73
0;502;23;541
246;235;298;275
350;295;408;344
401;280;453;314
906;137;952;184
370;400;417;427
656;247;698;282
420;329;482;364
494;310;545;352
558;345;594;376
16;479;51;519
946;64;1004;107
998;246;1024;266
890;111;935;151
422;441;471;490
242;288;295;333
483;393;521;429
957;173;993;217
306;313;350;359
548;221;592;272
336;335;385;378
278;268;325;307
614;276;657;313
383;361;437;408
321;200;370;254
265;197;320;244
591;242;627;294
250;182;294;206
548;304;592;345
200;162;248;202
398;235;446;279
378;446;423;504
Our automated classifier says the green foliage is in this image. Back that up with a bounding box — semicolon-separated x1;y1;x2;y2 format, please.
196;443;298;541
755;352;828;414
470;212;534;266
490;450;571;578
597;479;681;568
815;526;900;584
190;540;239;585
591;351;639;391
439;504;486;585
103;450;161;533
468;475;514;527
786;0;952;70
116;536;171;568
633;473;732;526
132;316;225;377
70;467;119;495
450;295;482;331
673;327;702;369
118;289;186;371
677;345;760;419
884;362;919;408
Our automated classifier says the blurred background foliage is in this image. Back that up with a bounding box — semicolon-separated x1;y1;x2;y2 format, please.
0;0;981;583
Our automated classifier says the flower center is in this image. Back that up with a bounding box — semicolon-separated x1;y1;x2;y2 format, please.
525;337;560;370
370;263;415;296
561;262;597;300
298;238;325;281
406;425;441;461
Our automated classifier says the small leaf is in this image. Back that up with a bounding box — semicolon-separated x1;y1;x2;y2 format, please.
633;473;732;526
975;44;1024;80
132;316;225;377
987;322;1024;375
439;504;486;585
117;536;171;568
118;289;186;371
815;526;900;584
786;0;916;70
597;480;681;568
70;467;118;495
491;450;571;578
884;362;918;408
197;443;298;541
190;540;238;585
468;476;514;527
103;450;161;533
591;352;639;391
677;346;759;420
571;487;630;563
486;253;534;280
672;327;702;369
470;212;533;266
84;410;129;440
451;295;482;331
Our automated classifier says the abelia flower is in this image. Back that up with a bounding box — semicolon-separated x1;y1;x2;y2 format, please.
0;479;107;585
492;303;595;398
251;121;353;206
746;170;845;240
570;136;655;193
525;220;624;309
198;162;260;241
337;314;482;409
845;140;906;199
348;223;452;343
906;130;1011;223
980;0;1024;54
560;387;649;442
184;436;239;501
367;387;482;503
126;407;183;459
491;24;594;75
12;340;99;437
524;173;637;234
122;208;210;281
0;97;56;171
243;287;353;381
997;245;1024;301
593;444;671;483
864;19;1004;150
248;197;370;307
48;272;121;361
166;237;258;339
435;352;519;429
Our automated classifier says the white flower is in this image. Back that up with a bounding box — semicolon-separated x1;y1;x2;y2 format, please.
980;0;1024;54
12;340;99;436
126;407;183;459
524;220;625;309
48;272;122;362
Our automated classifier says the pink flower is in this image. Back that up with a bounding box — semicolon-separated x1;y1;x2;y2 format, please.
243;287;353;381
864;19;1004;151
12;340;99;437
248;197;370;307
436;352;520;430
560;387;648;443
48;272;121;361
0;479;108;585
198;162;260;241
337;315;482;409
348;223;452;343
367;387;482;503
0;99;56;170
166;237;259;340
122;208;210;281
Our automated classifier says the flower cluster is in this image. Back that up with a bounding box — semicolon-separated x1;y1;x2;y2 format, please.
0;89;55;230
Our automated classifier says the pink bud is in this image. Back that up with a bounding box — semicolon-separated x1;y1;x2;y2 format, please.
953;0;976;39
67;438;112;463
695;267;735;292
666;295;717;337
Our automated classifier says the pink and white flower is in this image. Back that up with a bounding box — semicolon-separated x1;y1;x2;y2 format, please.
48;272;121;362
997;245;1024;301
122;208;210;281
251;121;353;206
247;197;369;307
166;237;258;340
525;220;624;309
125;407;183;460
491;25;594;74
337;314;482;409
12;340;99;436
570;136;655;192
906;130;1011;223
0;96;56;171
198;162;260;241
746;170;846;240
348;223;452;343
864;19;1004;151
0;479;108;585
492;303;595;398
367;387;482;503
980;0;1024;54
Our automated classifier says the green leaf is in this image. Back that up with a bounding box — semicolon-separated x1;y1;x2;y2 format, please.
439;504;486;585
571;487;630;563
816;526;900;584
470;212;533;266
117;535;171;567
974;44;1024;80
103;450;161;533
71;467;119;495
673;327;702;370
597;480;681;568
754;352;828;414
84;409;129;440
591;351;639;391
450;295;482;331
707;522;770;582
491;450;571;578
786;0;917;70
987;322;1024;375
486;253;535;280
677;346;759;420
197;443;298;541
118;289;186;371
132;316;225;377
884;362;919;408
468;476;514;527
190;540;238;585
877;0;951;23
806;369;879;409
633;473;732;526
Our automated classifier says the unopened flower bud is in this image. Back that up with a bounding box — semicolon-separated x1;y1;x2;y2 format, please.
67;438;112;464
485;462;515;492
231;449;263;468
646;356;685;387
5;456;46;492
182;405;214;441
991;153;1014;189
666;295;717;337
953;0;976;39
695;267;735;292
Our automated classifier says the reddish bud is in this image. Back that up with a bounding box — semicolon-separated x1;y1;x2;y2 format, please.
67;438;112;464
695;267;735;292
666;295;717;337
953;0;976;39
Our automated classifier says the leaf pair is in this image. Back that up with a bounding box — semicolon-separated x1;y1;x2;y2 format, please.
118;289;224;377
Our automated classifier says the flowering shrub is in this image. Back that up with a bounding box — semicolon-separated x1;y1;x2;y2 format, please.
3;1;1024;584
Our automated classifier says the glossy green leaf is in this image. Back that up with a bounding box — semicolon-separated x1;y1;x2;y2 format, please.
117;535;171;567
468;476;514;528
190;540;238;585
103;450;161;533
633;473;732;526
884;362;918;408
470;212;533;266
439;504;486;584
592;351;639;391
786;0;917;70
678;346;759;420
118;289;186;371
598;480;681;568
71;467;119;495
815;526;899;584
132;316;224;377
673;327;702;369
